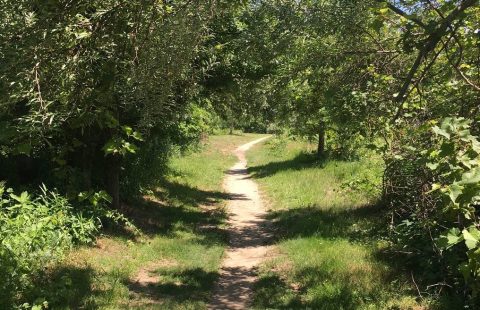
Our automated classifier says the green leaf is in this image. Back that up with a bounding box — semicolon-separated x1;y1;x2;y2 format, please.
122;126;133;136
98;191;112;204
75;31;91;40
426;162;439;170
379;8;389;14
371;18;384;33
447;183;464;203
132;131;143;141
10;192;30;204
439;142;455;157
102;139;120;155
463;228;480;250
459;168;480;185
433;126;450;139
427;183;442;193
122;142;138;154
438;228;463;249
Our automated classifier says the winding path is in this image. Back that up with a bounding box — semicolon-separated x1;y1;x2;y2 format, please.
208;136;272;310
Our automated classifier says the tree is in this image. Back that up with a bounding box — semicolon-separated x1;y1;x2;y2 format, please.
0;0;216;208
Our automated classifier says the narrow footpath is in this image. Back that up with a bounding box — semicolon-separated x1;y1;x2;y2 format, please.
208;137;272;310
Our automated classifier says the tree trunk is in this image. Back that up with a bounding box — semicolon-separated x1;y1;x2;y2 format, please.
105;155;121;210
317;122;325;159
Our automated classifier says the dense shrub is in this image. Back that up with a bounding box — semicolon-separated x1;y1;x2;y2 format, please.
0;183;130;308
385;118;480;304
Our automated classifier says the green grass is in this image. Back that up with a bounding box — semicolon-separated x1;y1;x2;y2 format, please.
247;139;427;309
168;134;265;192
30;133;264;310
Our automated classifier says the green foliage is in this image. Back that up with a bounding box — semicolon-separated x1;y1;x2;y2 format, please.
264;134;289;156
16;134;256;309
0;0;218;210
77;190;137;234
0;182;136;308
385;117;480;304
426;118;480;295
102;126;143;156
340;159;383;202
0;184;97;308
176;103;219;147
121;103;221;199
0;0;478;306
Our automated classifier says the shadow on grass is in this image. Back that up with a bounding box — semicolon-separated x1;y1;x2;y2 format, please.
247;152;422;308
106;179;242;244
249;151;466;309
253;268;384;310
27;266;98;310
248;152;326;179
253;272;303;309
126;268;219;303
268;204;384;242
156;179;248;206
251;204;411;309
34;179;236;309
29;265;222;309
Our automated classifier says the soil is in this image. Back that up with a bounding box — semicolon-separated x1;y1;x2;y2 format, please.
208;136;273;310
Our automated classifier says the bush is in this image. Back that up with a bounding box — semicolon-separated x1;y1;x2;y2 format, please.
0;183;127;308
384;117;480;305
266;135;289;156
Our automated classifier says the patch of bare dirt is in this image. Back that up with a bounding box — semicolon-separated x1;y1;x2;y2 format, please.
94;238;127;253
132;259;178;287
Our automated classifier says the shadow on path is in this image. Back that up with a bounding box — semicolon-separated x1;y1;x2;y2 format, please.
209;136;272;310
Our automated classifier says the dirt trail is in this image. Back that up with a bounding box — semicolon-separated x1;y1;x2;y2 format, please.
208;136;272;310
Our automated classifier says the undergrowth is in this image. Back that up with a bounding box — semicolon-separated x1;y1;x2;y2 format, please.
0;183;129;309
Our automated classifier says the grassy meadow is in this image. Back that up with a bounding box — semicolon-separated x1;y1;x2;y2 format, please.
28;133;263;309
246;138;428;309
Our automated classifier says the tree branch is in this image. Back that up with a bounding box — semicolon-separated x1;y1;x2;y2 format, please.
379;1;427;29
387;0;479;122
